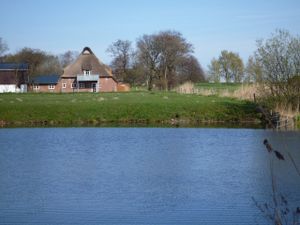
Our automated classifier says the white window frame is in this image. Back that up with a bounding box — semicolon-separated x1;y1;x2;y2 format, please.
33;84;39;90
71;83;77;88
62;83;67;88
83;70;91;75
79;83;85;89
48;84;55;90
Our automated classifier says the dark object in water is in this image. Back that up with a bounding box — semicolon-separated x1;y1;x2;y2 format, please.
263;139;273;152
296;207;300;214
274;150;285;160
263;139;285;160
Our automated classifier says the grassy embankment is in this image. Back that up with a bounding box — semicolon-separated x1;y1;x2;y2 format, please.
196;82;300;128
0;91;261;127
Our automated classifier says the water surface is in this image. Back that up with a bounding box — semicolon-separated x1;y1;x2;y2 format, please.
0;128;299;224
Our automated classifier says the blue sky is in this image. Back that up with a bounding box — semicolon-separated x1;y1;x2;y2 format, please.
1;0;300;69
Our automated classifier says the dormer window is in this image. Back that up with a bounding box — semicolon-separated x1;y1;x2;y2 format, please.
83;70;91;75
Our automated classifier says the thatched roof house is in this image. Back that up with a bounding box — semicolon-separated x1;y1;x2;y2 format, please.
63;47;114;78
60;47;117;93
26;47;125;93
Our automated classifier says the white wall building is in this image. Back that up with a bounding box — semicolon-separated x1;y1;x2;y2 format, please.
0;63;29;93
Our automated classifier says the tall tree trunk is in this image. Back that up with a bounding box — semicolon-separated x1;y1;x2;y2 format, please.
164;66;168;91
148;73;153;91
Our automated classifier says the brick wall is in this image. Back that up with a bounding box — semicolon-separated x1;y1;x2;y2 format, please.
28;77;118;93
60;78;76;93
30;84;61;93
100;77;117;92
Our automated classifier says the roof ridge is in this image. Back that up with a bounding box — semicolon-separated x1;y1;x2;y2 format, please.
81;47;94;55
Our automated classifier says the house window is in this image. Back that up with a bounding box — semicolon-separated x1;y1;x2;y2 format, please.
79;83;85;89
71;83;77;88
48;84;55;90
85;83;91;88
62;83;67;88
33;84;39;90
83;70;91;75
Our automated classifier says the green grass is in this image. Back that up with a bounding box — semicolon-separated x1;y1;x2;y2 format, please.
0;91;261;127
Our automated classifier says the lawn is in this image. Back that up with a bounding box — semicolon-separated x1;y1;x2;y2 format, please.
0;91;261;127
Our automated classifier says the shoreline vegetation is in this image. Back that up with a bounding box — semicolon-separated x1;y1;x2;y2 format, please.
0;91;263;128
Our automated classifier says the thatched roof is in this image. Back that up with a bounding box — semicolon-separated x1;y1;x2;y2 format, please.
62;47;113;78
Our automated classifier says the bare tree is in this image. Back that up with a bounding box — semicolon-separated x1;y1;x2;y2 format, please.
255;29;300;110
177;55;205;84
136;31;195;90
5;47;62;76
107;39;133;82
0;37;9;61
136;34;161;90
36;55;62;75
59;50;78;68
156;31;193;90
126;62;146;87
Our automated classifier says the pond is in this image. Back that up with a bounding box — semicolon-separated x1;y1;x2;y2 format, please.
0;128;299;224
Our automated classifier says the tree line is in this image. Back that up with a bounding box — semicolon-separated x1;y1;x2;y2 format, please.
0;31;206;91
1;29;299;110
207;30;300;111
106;30;205;90
0;39;78;77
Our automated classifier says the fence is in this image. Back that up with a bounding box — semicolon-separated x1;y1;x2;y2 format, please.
269;111;296;130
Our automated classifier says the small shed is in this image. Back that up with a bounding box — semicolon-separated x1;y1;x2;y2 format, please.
29;75;61;92
0;63;29;93
117;83;131;92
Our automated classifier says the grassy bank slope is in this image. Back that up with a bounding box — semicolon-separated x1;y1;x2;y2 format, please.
0;92;261;127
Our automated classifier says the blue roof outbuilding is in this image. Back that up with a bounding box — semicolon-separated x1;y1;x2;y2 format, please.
31;75;60;84
0;63;29;70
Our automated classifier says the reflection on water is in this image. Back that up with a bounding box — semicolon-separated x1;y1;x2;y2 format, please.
0;128;299;224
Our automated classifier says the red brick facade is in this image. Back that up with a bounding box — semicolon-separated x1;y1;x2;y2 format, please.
29;83;61;93
29;77;118;93
59;47;118;93
28;47;120;93
99;77;117;92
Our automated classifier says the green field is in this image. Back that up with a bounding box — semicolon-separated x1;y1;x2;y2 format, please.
0;91;262;127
